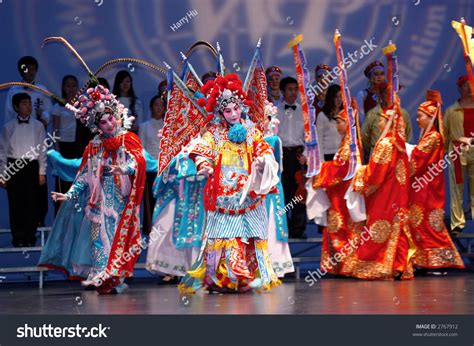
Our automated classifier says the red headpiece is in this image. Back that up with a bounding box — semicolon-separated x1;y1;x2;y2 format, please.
197;73;252;117
265;65;282;78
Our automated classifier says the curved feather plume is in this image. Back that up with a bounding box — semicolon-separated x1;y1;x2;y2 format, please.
73;58;167;102
43;37;100;86
184;41;218;58
0;82;66;105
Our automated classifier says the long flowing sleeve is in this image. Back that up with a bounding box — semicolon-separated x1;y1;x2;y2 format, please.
47;149;82;182
245;129;279;195
410;132;442;177
354;137;394;195
312;160;347;189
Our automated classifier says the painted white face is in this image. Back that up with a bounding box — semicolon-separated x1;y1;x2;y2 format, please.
98;112;117;135
222;102;242;125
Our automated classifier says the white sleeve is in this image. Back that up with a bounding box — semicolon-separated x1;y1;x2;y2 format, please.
405;143;416;161
239;153;279;204
305;179;330;224
344;180;366;222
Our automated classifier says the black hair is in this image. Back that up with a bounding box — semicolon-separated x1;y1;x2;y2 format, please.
61;75;78;100
149;94;166;109
113;70;138;115
17;56;38;74
322;84;342;119
98;77;110;89
279;76;298;93
12;93;31;109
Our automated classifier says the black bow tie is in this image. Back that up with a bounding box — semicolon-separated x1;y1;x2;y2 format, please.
285;104;296;111
17;117;29;124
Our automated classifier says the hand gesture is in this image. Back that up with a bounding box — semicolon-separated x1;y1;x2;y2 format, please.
51;191;68;202
197;164;213;177
110;165;126;175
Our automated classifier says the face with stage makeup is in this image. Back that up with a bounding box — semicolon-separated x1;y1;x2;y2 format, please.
221;102;242;125
98;111;118;136
416;111;431;130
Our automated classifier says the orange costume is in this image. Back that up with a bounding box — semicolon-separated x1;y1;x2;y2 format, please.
350;107;415;279
409;99;464;269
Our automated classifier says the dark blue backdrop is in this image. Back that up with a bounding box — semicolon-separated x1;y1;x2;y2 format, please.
0;0;472;228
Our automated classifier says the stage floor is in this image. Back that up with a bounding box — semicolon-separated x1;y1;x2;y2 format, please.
1;273;473;315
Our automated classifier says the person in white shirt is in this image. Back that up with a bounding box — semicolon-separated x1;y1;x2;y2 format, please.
4;56;52;127
139;95;165;234
52;75;78;156
112;70;144;133
52;75;79;214
316;84;344;161
4;56;52;226
277;76;307;238
0;93;47;247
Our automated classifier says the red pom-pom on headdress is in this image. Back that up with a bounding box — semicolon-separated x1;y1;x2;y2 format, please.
199;73;250;114
197;98;207;107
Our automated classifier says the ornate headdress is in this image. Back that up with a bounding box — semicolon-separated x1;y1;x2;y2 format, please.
197;73;252;121
265;65;282;78
364;60;384;78
157;39;268;174
315;63;331;78
418;90;443;140
66;85;131;133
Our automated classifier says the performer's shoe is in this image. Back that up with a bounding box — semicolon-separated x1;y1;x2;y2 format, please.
248;278;262;289
207;284;229;294
414;268;428;277
112;283;129;294
12;240;24;248
81;279;95;287
25;238;37;247
427;271;448;276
